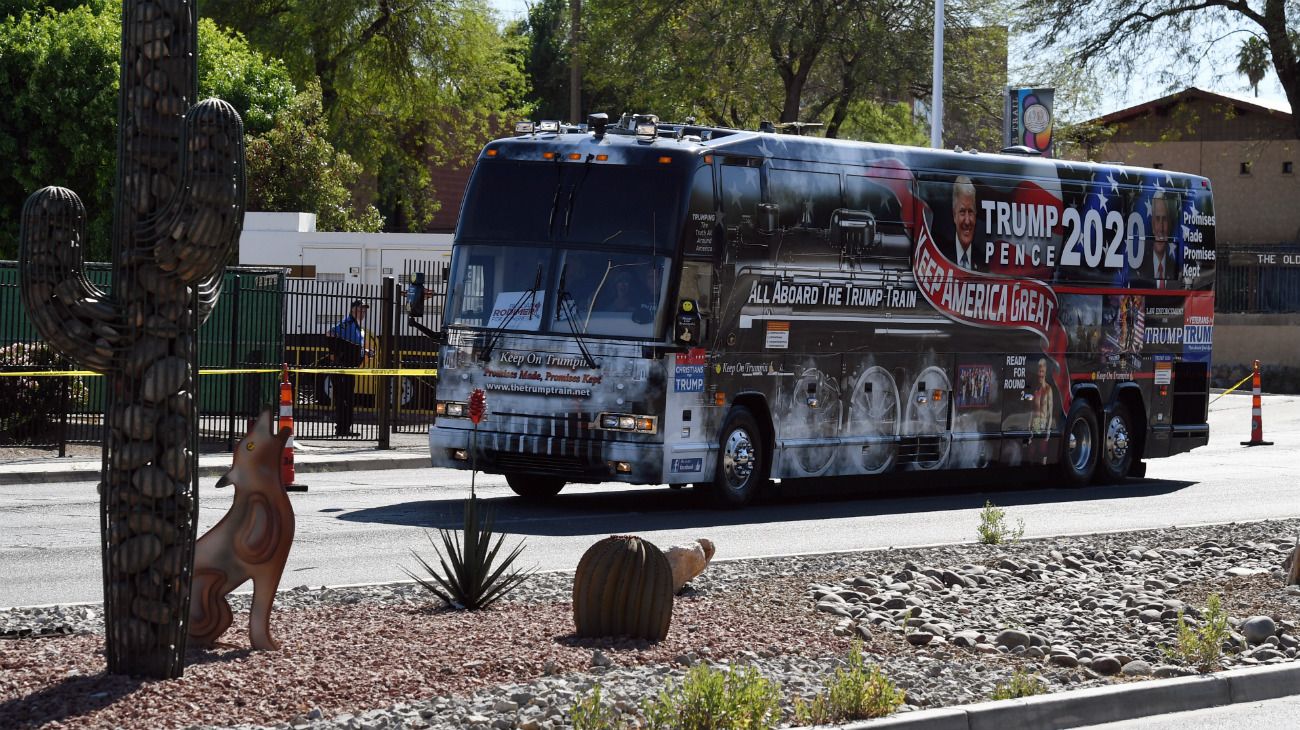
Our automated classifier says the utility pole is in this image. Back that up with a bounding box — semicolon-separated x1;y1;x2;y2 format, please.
569;0;582;123
930;0;944;149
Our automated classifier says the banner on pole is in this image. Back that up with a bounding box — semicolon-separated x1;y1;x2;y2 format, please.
1004;88;1055;157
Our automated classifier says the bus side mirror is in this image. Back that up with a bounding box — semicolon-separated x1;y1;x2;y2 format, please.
408;272;426;318
756;203;779;234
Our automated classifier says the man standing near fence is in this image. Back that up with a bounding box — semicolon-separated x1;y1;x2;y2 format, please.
328;299;372;436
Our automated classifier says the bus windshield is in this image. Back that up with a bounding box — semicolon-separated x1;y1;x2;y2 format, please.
446;244;671;339
457;161;683;251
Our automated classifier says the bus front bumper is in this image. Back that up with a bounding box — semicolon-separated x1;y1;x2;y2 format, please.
429;426;664;484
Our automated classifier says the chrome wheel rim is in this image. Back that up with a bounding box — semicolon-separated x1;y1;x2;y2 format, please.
1068;417;1093;472
1105;415;1130;468
722;429;755;489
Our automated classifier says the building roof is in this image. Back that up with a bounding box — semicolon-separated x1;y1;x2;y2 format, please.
1095;87;1291;125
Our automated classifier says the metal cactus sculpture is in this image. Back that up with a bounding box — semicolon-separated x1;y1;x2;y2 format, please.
18;0;244;678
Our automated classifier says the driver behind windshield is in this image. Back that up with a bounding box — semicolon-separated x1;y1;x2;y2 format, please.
595;266;656;323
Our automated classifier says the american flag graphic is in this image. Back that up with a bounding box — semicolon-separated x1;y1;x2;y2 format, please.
1104;294;1146;364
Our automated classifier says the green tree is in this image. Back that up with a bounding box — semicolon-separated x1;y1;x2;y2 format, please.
516;0;570;122
197;19;297;136
0;0;108;17
247;83;383;233
1238;35;1271;97
198;0;530;231
1017;0;1300;138
836;100;928;145
578;0;1001;146
0;2;381;259
0;3;118;260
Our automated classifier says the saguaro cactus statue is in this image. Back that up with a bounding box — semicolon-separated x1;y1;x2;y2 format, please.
18;0;244;678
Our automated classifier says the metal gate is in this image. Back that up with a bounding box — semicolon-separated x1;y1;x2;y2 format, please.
281;260;447;441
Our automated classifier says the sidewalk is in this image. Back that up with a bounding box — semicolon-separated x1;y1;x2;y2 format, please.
0;431;431;485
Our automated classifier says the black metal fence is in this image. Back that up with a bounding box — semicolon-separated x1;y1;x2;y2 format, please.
2;263;290;450
1215;243;1300;313
2;259;448;451
281;259;447;440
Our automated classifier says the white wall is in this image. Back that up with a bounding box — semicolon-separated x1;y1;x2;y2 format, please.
239;212;453;286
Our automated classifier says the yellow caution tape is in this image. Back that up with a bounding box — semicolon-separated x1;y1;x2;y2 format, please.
0;370;105;377
294;368;440;376
1;367;438;378
1208;372;1255;405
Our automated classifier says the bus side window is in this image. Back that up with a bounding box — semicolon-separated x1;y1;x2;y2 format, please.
464;259;489;316
683;165;717;259
843;174;912;263
676;261;713;345
720;159;761;247
769;168;840;231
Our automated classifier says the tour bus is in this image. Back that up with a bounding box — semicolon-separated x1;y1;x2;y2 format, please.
429;114;1215;506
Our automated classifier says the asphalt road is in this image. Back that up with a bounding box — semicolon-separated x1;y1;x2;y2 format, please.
3;391;1297;608
1077;694;1300;730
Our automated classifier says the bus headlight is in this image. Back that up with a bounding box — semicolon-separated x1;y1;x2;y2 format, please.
596;413;657;433
437;401;467;417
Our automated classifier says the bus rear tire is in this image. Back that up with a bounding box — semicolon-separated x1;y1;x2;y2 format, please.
709;407;766;508
506;474;565;500
1055;398;1099;487
1096;402;1135;484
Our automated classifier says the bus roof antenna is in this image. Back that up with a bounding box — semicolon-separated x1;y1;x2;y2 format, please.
588;113;609;139
758;120;776;133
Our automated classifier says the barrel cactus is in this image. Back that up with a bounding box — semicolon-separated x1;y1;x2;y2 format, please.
573;535;673;641
18;0;244;678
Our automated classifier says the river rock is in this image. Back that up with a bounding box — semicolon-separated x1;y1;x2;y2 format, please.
1049;653;1079;668
1241;616;1277;644
1091;655;1122;675
1121;660;1152;676
994;629;1031;650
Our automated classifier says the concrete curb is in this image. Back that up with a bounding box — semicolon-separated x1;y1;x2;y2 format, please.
812;663;1300;730
0;452;430;485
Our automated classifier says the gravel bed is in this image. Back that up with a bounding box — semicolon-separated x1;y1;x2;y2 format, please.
3;519;1299;729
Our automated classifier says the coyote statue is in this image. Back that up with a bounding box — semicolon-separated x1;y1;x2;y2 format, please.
189;408;295;650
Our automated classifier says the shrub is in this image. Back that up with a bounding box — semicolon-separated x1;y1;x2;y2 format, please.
570;684;626;730
403;495;533;609
1164;593;1232;672
991;668;1048;700
793;640;905;725
977;500;1025;544
643;663;782;730
0;342;86;444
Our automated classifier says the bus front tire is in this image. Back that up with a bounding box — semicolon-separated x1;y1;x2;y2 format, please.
1096;402;1135;484
505;474;565;500
708;407;765;508
1056;399;1099;487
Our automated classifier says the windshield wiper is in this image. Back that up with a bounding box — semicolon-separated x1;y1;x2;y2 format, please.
545;155;565;234
563;154;595;233
554;262;598;369
479;263;543;363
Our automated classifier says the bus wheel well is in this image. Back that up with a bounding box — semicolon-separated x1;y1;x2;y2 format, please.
1072;385;1103;418
730;394;774;479
1115;386;1147;462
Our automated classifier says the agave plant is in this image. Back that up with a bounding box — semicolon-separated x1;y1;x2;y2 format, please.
404;495;533;609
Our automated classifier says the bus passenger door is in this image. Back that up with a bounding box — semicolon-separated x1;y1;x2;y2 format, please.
661;254;717;485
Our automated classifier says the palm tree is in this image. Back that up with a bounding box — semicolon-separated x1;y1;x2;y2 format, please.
1237;36;1270;98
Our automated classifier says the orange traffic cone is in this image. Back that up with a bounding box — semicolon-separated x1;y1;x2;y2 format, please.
1241;359;1273;447
279;364;308;491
